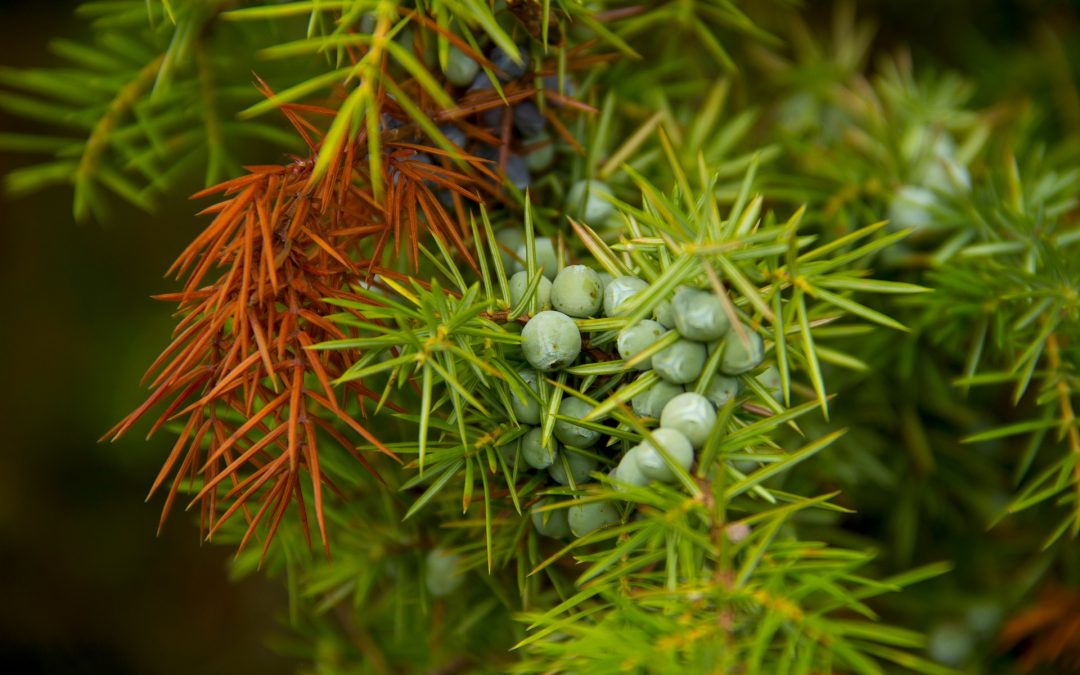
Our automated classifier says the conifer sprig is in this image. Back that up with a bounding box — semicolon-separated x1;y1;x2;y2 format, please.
756;8;1080;541
15;0;1080;671
98;0;600;557
924;152;1080;539
0;0;638;219
0;0;315;219
305;166;944;672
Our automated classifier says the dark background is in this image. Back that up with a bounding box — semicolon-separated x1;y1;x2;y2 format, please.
0;0;1073;673
0;2;292;673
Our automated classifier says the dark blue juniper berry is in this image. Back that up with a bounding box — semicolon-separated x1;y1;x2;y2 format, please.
513;101;546;137
503;154;531;190
468;72;497;92
438;124;467;148
490;44;531;80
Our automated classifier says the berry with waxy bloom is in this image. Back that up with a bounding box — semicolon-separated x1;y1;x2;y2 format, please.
443;45;479;86
497;438;519;465
756;365;782;400
521;310;580;371
554;396;601;448
438;124;467;148
704;374;740;407
613;447;650;491
617;320;665;370
510;369;543;425
653;339;707;384
660;392;717;449
721;326;764;375
468;71;496;92
888;184;939;232
568;498;620;536
495;227;525;272
565;179;615;223
551;265;603;317
634;428;694;483
654;299;675;328
524;133;555;171
509;271;552;310
531;500;571;538
521;427;558;469
503;153;531;190
515;236;559;279
602;275;648;316
672;287;729;341
490;44;530;80
549;450;597;485
513;101;546;137
542;74;575;98
631;376;684;419
425;548;465;596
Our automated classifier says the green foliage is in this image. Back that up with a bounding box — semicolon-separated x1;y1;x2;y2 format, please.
747;5;1080;667
7;0;1080;672
0;1;314;219
757;0;1080;541
922;150;1080;537
293;168;947;673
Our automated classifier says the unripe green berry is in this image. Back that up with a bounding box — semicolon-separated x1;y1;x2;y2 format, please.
721;327;764;375
531;500;571;538
631;376;684;418
704;375;740;407
672;287;729;341
425;548;465;596
509;271;552;310
497;438;519;465
597;271;614;293
443;45;479;87
568;498;621;536
660;392;717;449
654;300;675;328
566;179;615;224
652;339;707;384
510;370;542;425
634;428;694;483
923;142;971;193
602;276;648;316
617;320;665;370
913;132;969;191
554;397;602;448
888;184;939;232
521;427;558;469
613;448;650;491
495;228;524;272
756;365;782;400
549;450;597;485
521;310;580;371
515;237;560;279
524;133;556;171
551;265;603;318
927;622;975;668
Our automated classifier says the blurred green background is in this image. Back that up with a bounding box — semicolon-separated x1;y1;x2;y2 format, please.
0;0;1074;673
0;2;293;673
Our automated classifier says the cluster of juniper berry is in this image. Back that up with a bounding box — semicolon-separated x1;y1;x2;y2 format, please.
484;222;769;540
